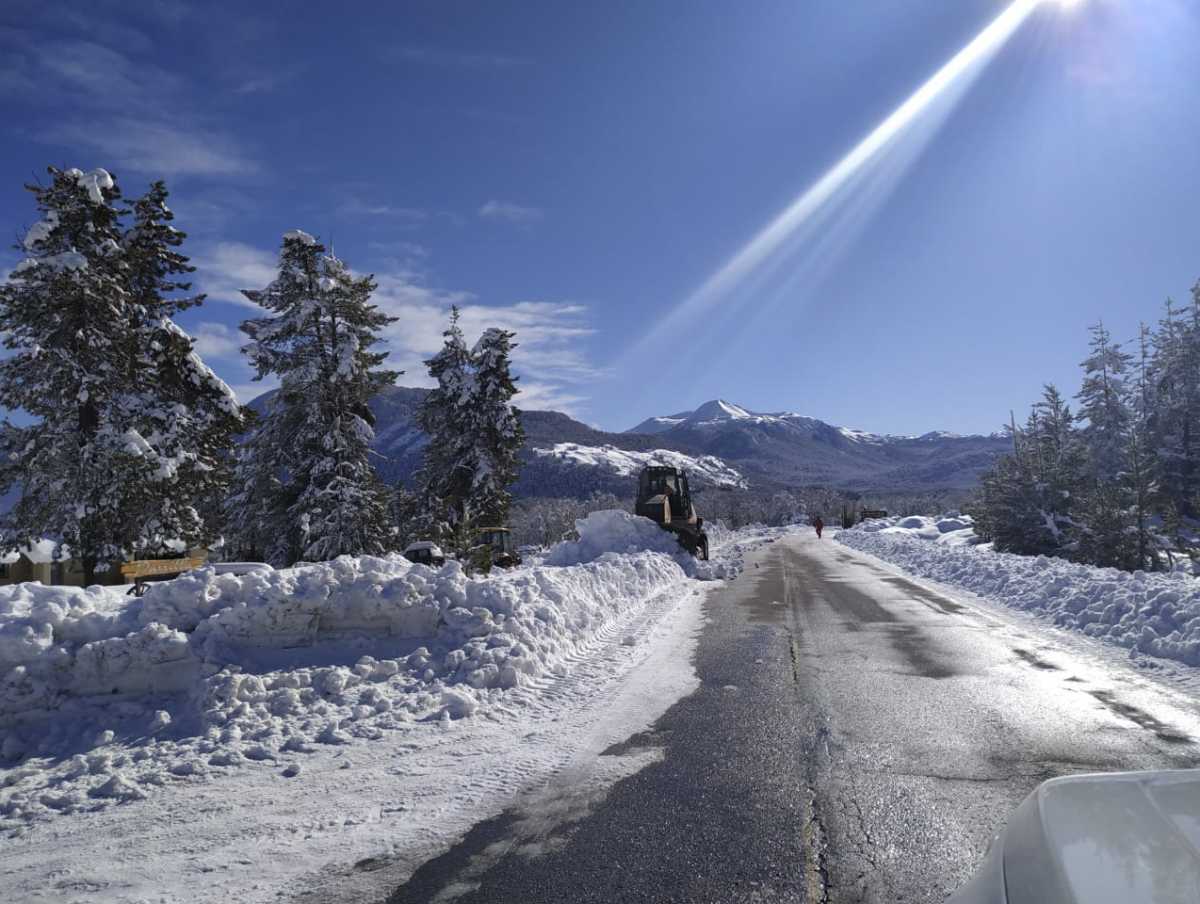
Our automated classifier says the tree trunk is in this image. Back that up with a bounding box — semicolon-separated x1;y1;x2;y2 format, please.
78;399;99;445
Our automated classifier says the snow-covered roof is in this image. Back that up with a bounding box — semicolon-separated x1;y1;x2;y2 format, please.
404;541;445;556
11;539;68;565
208;562;273;576
0;540;69;561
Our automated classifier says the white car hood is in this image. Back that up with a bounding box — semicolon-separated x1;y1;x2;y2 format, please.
1002;770;1200;903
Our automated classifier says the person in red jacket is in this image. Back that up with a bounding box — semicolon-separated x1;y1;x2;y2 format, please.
813;515;824;539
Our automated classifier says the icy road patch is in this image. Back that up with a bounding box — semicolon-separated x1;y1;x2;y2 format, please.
0;513;781;903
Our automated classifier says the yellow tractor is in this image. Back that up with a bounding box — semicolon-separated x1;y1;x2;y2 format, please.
635;465;709;560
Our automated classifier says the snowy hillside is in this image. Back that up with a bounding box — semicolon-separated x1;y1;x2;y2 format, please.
531;443;747;489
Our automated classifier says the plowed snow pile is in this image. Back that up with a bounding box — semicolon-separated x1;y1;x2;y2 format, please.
839;517;1200;668
848;512;982;547
0;511;751;838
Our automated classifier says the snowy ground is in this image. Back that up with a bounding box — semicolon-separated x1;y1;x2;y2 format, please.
0;512;783;904
839;515;1200;670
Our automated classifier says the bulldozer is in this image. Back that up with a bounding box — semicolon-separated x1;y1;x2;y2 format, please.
635;465;709;560
472;526;522;571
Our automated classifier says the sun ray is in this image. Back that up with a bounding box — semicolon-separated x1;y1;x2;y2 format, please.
622;0;1046;365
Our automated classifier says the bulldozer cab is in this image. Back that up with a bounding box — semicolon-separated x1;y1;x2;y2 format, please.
477;527;514;555
474;527;522;569
638;466;692;521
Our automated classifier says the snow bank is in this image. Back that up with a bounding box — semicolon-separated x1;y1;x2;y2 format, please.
545;510;688;566
531;443;748;489
0;511;720;833
545;510;745;581
854;512;982;547
839;522;1200;668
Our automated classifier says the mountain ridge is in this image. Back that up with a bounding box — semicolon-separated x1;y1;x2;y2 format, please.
250;387;1009;498
627;398;994;443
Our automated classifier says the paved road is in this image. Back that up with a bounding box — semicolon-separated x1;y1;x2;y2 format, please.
387;533;1200;903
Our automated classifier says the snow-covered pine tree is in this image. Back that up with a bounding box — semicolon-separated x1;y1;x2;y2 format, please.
1073;322;1136;568
976;385;1086;558
1150;297;1200;522
223;405;288;562
1076;321;1132;483
466;327;525;526
122;181;244;557
236;231;399;565
974;441;1044;554
391;484;426;549
1027;384;1087;553
414;307;476;544
0;167;145;583
1124;323;1162;569
0;169;245;582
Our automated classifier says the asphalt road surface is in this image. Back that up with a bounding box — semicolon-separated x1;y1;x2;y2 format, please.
387;533;1200;904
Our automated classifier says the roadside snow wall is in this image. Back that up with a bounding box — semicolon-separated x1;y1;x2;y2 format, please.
0;511;704;829
852;513;981;547
839;524;1200;668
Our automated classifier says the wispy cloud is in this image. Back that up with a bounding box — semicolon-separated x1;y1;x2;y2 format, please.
188;321;244;359
386;46;532;69
34;39;184;105
370;274;596;413
337;199;428;221
45;118;256;177
177;319;276;405
3;33;257;178
479;200;544;225
367;239;431;271
166;189;260;235
192;240;596;414
194;242;280;309
233;65;304;95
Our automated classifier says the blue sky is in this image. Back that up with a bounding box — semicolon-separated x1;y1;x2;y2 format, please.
2;0;1198;435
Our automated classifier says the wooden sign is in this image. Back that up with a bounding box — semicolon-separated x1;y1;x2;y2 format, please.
119;556;206;579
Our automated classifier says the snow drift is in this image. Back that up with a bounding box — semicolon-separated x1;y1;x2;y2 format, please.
0;511;713;832
839;519;1200;669
852;512;982;547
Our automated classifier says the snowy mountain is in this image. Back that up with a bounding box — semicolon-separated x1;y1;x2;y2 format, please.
630;398;958;445
630;399;827;436
249;388;1009;498
623;398;1009;493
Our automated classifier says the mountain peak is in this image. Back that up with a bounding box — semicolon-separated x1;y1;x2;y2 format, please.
691;399;755;421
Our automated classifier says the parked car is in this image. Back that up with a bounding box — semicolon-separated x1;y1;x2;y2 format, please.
403;541;446;567
948;769;1200;904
